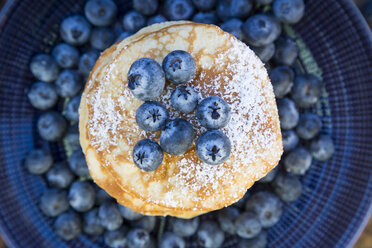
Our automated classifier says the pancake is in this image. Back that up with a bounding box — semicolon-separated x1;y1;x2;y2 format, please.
80;22;283;218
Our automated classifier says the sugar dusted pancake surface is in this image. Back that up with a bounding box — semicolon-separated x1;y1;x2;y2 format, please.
80;22;283;217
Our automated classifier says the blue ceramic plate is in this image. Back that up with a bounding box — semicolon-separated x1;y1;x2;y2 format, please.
0;0;371;247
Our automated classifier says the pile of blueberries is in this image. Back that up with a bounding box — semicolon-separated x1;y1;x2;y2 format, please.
129;51;232;172
24;0;335;247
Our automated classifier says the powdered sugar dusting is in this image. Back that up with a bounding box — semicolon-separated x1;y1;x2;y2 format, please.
88;88;123;152
84;25;281;209
169;37;279;204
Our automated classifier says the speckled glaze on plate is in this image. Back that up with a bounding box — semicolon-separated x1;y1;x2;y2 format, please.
0;0;371;247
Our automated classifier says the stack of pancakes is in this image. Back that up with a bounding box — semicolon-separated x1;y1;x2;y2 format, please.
79;21;282;218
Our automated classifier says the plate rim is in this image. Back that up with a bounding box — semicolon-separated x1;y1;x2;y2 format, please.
0;0;371;247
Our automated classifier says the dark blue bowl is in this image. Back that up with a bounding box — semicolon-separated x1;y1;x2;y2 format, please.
0;0;372;247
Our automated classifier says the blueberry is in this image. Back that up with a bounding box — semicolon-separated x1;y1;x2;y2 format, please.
291;74;323;108
192;12;219;25
79;50;100;78
310;135;335;161
196;96;231;129
24;149;53;174
136;101;169;131
270;65;294;98
147;14;167;25
171;85;198;113
164;0;195;21
170;217;199;237
30;54;59;82
284;147;312;175
272;172;302;202
55;69;83;98
273;0;305;24
90;27;115;50
217;0;252;21
132;139;163;172
127;58;165;101
159;232;185;248
116;31;133;42
37;111;67;142
64;125;81;153
196;130;231;165
282;130;299;153
39;189;69;217
118;204;143;221
255;0;273;3
64;96;81;122
60;15;92;46
160;118;194;155
131;216;156;232
122;10;146;32
54;211;82;241
277;97;299;130
127;228;151;248
274;36;299;66
68;149;90;177
95;188;112;205
245;191;283;228
220;19;244;40
242;14;282;47
162;50;196;85
104;227;129;248
52;43;79;69
193;0;217;11
113;20;125;36
217;207;240;235
27;81;58;110
296;113;322;140
197;220;225;248
251;43;275;63
68;181;95;212
238;231;267;248
259;165;279;183
99;201;123;231
235;212;262;239
133;0;159;16
46;162;75;188
83;208;104;236
84;0;117;27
